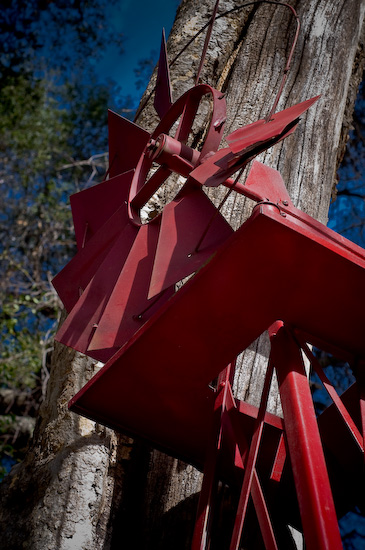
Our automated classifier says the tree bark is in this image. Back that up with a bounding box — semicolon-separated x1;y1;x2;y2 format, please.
0;1;364;549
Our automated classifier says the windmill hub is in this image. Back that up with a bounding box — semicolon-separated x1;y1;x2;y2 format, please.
147;133;201;175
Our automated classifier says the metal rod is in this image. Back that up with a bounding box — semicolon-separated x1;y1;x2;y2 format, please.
297;337;364;451
271;323;343;550
195;0;221;86
230;357;276;550
192;363;235;550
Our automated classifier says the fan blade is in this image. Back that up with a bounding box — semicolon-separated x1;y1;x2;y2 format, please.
227;96;320;154
189;147;234;188
190;120;300;190
108;110;150;178
71;169;134;250
154;29;173;119
55;222;139;363
245;161;293;206
88;220;174;353
52;201;137;312
148;188;233;299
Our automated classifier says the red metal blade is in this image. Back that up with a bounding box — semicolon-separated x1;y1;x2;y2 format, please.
226;96;320;154
88;220;174;353
154;29;173;120
108;110;150;178
190;147;233;187
52;201;137;312
70;170;134;250
190;121;298;190
148;188;233;299
55;223;139;362
244;161;293;206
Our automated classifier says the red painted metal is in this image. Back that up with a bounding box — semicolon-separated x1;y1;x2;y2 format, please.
52;5;365;547
129;84;227;223
230;358;276;550
70;170;135;251
68;203;365;520
190;96;319;189
55;83;229;359
53;171;136;312
191;361;287;550
227;96;319;154
148;187;233;298
299;338;363;451
191;365;233;550
87;220;174;354
271;324;343;549
154;29;173;119
108;110;149;178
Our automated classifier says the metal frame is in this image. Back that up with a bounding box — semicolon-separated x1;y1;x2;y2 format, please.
192;322;364;549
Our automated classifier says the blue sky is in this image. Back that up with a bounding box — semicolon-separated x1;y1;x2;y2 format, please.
93;0;180;100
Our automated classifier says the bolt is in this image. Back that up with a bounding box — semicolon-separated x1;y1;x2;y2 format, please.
282;200;289;206
146;139;158;157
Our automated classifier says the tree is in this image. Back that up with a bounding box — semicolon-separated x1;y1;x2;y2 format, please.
0;0;364;548
0;0;125;479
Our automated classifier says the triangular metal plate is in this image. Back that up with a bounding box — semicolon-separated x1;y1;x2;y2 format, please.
227;96;320;154
55;223;140;362
108;110;150;178
88;220;174;353
148;188;233;298
71;170;134;250
154;29;173;119
52;204;137;312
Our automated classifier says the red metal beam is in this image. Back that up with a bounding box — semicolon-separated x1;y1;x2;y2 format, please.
271;323;343;550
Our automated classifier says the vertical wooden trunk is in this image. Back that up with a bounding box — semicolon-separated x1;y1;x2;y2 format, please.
0;1;364;549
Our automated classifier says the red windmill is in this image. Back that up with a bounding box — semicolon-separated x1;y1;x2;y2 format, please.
53;2;364;549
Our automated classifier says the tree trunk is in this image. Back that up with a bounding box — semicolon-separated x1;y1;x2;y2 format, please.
0;1;364;549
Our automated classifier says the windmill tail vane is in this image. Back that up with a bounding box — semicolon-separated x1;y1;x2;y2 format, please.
52;3;364;549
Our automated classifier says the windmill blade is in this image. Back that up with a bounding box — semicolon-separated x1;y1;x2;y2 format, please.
244;161;293;206
190;117;302;190
227;96;320;154
154;29;173;119
108;110;150;178
71;170;134;250
88;220;174;354
189;147;235;188
148;187;233;299
52;202;138;312
55;223;139;363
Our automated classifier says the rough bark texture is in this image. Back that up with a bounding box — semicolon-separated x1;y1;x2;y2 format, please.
0;1;364;549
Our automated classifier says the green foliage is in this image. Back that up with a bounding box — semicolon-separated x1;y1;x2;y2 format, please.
0;0;127;472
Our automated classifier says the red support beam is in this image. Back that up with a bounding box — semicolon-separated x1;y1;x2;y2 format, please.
271;323;343;550
230;358;277;550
